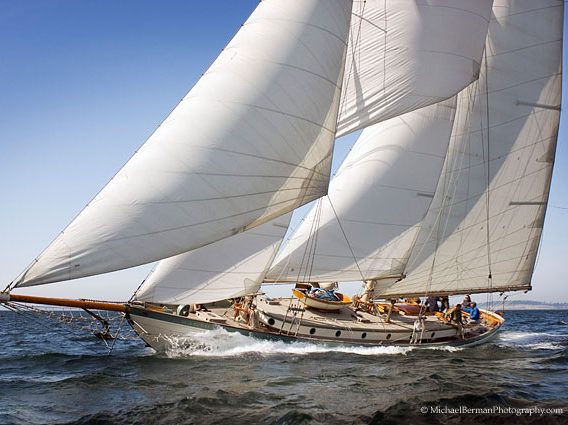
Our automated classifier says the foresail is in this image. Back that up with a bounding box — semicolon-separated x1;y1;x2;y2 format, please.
267;98;457;283
377;0;563;298
12;0;352;288
134;214;291;305
336;0;493;137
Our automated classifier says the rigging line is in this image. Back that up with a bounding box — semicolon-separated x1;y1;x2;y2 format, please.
129;277;149;303
295;198;321;284
5;303;101;354
267;206;309;284
382;0;387;98
308;202;323;283
303;199;323;283
452;84;477;288
306;199;324;283
106;313;126;356
482;49;493;289
327;197;365;282
338;0;367;118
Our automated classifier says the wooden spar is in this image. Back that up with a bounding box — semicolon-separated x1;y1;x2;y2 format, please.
375;285;532;299
2;293;128;313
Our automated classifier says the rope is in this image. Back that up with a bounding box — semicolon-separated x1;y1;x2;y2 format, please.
327;197;365;282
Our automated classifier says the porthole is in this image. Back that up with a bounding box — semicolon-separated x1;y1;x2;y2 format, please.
309;328;316;335
386;333;391;340
361;332;367;339
267;318;275;326
431;332;436;338
335;330;342;337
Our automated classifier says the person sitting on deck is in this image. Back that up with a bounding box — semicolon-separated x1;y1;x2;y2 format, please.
462;294;471;306
463;301;480;324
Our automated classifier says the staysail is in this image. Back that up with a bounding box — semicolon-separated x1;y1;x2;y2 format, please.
336;0;493;136
12;0;353;287
267;98;457;283
377;0;563;297
134;214;292;305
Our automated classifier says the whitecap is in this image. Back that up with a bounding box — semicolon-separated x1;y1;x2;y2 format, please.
525;342;564;350
163;328;414;358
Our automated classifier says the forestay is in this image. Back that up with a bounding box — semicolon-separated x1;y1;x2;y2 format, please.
12;0;352;287
267;98;457;283
336;0;493;137
134;214;291;305
377;0;563;297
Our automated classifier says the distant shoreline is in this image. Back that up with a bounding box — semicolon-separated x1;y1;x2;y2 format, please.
478;302;568;311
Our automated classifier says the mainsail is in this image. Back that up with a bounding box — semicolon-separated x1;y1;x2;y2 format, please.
12;0;353;287
134;214;291;305
377;0;563;297
267;98;458;283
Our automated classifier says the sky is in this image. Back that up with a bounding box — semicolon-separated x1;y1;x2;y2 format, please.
0;1;566;304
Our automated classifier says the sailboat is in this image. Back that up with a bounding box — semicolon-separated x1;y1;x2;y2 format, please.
2;0;563;351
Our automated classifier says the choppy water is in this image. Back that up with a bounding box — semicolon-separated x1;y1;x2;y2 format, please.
1;310;567;424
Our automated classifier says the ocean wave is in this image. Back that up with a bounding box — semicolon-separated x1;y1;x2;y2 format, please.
498;331;560;340
525;342;565;351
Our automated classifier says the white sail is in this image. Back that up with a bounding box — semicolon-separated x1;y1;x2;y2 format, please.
377;0;563;297
336;0;493;137
134;214;291;305
13;0;353;287
267;98;457;283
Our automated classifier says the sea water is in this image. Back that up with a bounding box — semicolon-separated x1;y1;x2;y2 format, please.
0;309;566;424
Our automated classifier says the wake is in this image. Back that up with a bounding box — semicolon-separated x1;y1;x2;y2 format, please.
162;328;461;358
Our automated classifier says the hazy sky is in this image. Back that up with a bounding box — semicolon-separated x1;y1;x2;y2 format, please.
1;1;566;303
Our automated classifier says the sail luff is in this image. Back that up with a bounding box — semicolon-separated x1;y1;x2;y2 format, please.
13;0;354;288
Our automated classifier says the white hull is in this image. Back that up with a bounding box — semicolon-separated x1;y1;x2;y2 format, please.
126;297;504;352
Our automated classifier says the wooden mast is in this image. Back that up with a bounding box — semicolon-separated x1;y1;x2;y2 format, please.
0;293;128;313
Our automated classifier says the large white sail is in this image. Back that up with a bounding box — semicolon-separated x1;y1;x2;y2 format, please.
134;214;291;305
377;0;563;297
267;98;457;283
13;0;353;287
336;0;493;136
